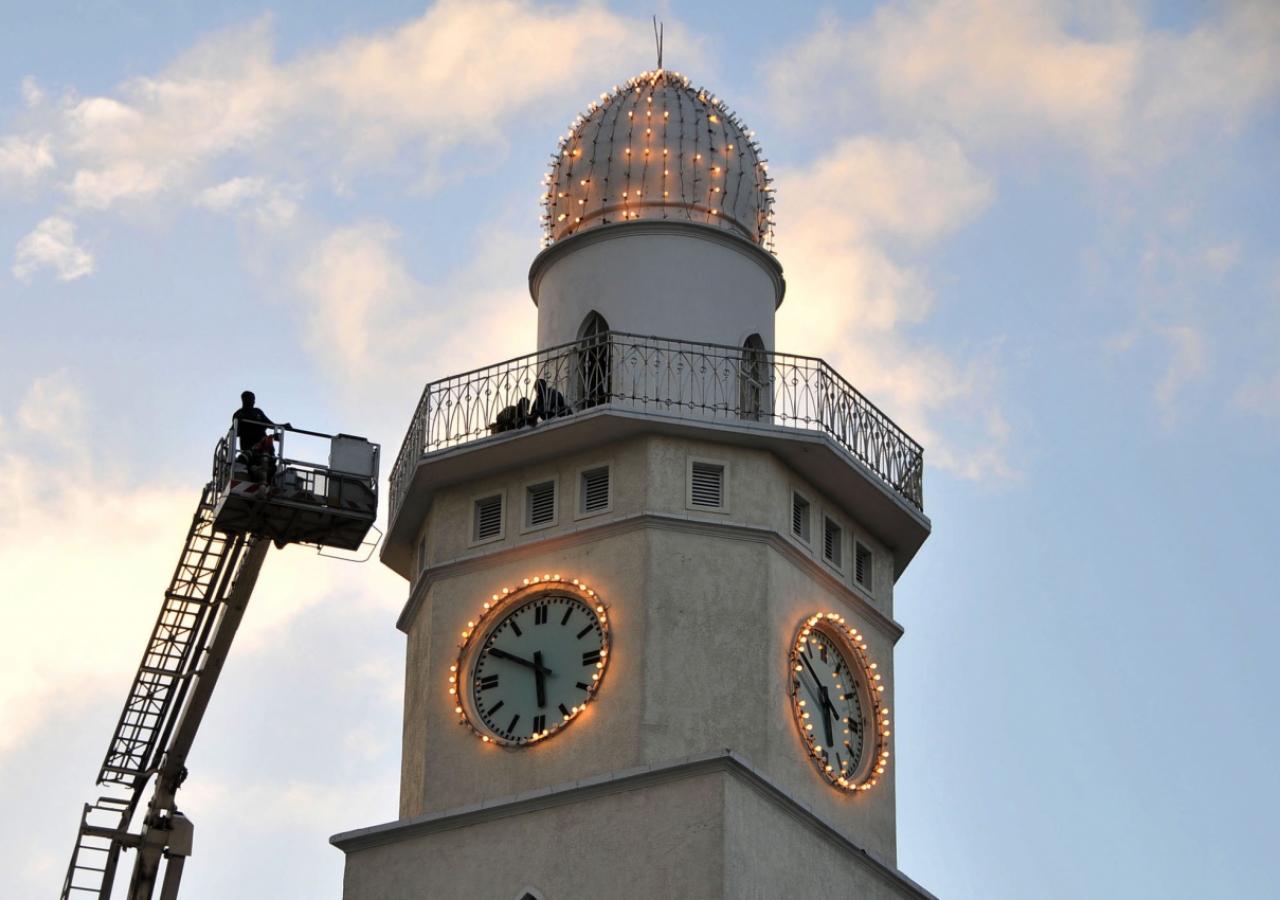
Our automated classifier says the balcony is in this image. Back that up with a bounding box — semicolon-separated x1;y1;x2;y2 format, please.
388;333;923;541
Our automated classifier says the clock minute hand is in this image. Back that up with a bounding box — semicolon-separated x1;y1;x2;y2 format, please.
819;685;835;747
487;646;553;675
534;650;547;709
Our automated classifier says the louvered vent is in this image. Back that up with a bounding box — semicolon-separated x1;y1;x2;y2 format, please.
474;494;503;541
690;462;724;508
823;517;842;567
581;466;610;513
791;492;810;542
855;543;872;588
527;481;556;527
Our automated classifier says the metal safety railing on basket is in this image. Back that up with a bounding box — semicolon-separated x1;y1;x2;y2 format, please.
387;332;924;524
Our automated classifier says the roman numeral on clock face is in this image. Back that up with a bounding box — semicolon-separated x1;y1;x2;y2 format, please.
532;714;546;734
479;675;499;691
534;605;548;625
582;649;601;666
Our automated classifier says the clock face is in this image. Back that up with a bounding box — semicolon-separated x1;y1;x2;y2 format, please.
789;615;887;791
459;590;609;746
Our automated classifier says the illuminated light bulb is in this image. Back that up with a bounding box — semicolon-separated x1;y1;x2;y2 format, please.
523;579;529;585
877;686;885;692
460;631;467;638
628;111;633;118
483;602;490;610
578;199;584;205
468;621;475;628
482;736;490;742
554;574;560;580
450;665;457;672
795;665;803;671
455;706;462;713
873;675;881;681
870;663;878;669
573;579;579;584
575;217;581;223
695;153;702;160
448;676;456;683
592;673;600;680
805;724;813;731
502;588;510;594
664;168;669;174
449;687;456;694
664;191;669;197
625;149;631;155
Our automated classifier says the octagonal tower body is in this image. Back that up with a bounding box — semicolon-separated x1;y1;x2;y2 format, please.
335;70;935;900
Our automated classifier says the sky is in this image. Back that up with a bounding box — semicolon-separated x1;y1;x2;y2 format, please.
1;0;1278;897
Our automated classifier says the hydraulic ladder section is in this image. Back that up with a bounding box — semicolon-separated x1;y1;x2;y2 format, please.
60;486;258;900
98;485;242;789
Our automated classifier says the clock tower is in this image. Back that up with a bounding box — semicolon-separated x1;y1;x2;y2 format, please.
333;70;937;900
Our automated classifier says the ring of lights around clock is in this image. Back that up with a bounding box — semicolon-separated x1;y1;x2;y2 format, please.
788;613;891;792
450;574;611;748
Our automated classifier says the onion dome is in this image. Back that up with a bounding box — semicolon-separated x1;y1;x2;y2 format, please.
541;70;775;251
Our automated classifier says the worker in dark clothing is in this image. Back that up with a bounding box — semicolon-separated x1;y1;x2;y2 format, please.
232;392;289;482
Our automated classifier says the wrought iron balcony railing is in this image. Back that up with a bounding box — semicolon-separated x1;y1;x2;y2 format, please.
389;332;923;524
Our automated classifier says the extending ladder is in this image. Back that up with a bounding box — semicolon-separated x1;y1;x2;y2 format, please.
61;797;134;898
60;485;251;900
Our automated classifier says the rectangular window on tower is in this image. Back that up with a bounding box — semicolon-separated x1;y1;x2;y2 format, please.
578;466;611;516
524;479;557;530
687;459;727;510
473;494;504;544
791;491;811;543
823;517;843;569
855;542;873;591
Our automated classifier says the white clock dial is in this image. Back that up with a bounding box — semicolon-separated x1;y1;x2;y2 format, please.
461;590;609;746
795;629;865;778
789;614;888;791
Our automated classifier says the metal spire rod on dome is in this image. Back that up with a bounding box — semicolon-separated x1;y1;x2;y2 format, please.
653;16;663;70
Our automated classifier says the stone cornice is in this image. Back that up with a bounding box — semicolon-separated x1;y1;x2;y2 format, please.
397;510;903;643
330;749;938;900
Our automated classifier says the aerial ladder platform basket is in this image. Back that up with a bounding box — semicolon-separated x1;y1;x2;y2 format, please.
60;423;379;900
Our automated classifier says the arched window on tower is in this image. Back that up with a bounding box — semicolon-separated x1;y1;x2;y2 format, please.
576;311;612;409
740;333;770;421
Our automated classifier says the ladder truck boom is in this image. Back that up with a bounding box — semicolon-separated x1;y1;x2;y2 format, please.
61;423;379;900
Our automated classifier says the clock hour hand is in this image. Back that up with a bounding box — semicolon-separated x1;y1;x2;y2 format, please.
819;685;834;747
487;646;553;676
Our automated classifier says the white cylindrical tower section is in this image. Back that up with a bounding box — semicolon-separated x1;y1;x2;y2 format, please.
530;220;783;350
532;70;783;351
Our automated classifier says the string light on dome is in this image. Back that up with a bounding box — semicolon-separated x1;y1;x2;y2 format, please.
539;69;775;248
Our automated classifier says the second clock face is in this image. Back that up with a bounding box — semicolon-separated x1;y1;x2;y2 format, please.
466;593;608;745
792;623;869;784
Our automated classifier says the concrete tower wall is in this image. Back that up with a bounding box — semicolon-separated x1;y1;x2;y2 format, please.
396;434;901;864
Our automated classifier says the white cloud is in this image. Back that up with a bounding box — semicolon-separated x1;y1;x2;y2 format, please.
196;176;266;211
0;135;55;187
5;1;656;217
768;0;1280;165
1153;324;1208;421
20;75;44;108
774;135;1014;479
11;216;93;282
295;219;536;393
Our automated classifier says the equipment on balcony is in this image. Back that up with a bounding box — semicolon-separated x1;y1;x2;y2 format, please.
60;422;380;900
